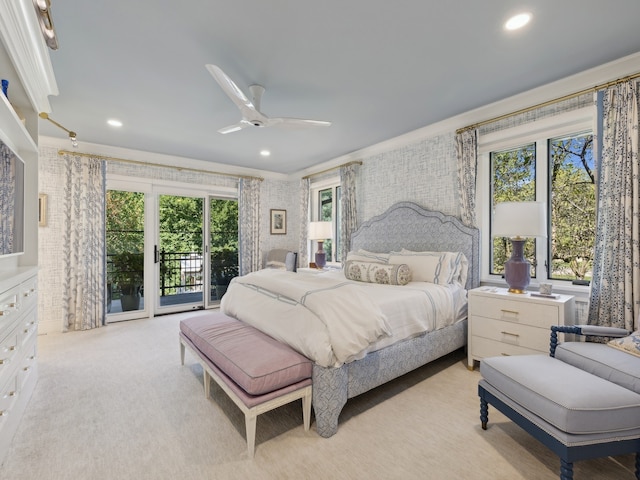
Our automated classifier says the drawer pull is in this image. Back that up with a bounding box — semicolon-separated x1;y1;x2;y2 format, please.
4;345;16;352
501;353;511;356
0;358;9;365
4;391;16;399
501;331;520;338
23;366;31;372
0;410;7;417
500;309;519;315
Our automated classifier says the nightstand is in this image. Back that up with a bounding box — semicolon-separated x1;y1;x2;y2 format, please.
467;287;575;370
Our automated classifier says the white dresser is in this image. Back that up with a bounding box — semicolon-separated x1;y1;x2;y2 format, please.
467;287;575;370
0;0;58;466
0;268;38;459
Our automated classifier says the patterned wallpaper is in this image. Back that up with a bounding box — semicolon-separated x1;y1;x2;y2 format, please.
356;133;460;224
38;89;591;332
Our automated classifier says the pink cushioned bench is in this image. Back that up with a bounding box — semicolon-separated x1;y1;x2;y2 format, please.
179;312;313;457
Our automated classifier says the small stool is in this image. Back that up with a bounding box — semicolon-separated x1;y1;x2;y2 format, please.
479;354;640;479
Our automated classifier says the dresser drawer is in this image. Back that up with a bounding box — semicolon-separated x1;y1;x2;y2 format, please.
0;374;18;421
17;340;37;391
470;336;543;360
469;295;559;327
471;316;551;352
19;278;37;312
18;308;37;347
0;331;20;382
0;285;20;340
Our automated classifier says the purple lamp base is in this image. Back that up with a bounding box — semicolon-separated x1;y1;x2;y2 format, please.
315;240;327;269
504;238;530;293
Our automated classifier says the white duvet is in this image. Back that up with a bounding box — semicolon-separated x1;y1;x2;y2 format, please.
220;269;466;367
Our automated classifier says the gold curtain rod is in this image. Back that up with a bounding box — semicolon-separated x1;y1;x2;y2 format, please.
58;150;264;181
302;160;363;180
456;71;640;135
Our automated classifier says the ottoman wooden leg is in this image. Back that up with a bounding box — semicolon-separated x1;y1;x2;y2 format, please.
480;397;488;430
560;458;573;480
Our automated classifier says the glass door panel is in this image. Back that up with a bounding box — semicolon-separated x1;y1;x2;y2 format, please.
157;194;204;311
106;190;146;319
208;198;239;305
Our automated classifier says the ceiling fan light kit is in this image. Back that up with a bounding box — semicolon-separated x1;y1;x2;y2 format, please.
206;64;331;134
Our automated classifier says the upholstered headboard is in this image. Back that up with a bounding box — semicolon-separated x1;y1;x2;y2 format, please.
350;202;480;290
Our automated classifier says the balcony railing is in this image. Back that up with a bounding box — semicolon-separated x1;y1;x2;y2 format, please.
107;250;238;301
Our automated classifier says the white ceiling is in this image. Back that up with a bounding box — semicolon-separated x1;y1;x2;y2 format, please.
39;1;640;174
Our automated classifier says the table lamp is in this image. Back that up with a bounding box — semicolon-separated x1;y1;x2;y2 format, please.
493;202;546;293
308;221;333;268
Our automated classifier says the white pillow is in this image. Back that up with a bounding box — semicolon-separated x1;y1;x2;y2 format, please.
346;249;390;264
389;250;468;285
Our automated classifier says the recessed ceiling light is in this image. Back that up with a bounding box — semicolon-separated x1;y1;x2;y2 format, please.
505;12;531;31
107;119;123;127
260;150;271;157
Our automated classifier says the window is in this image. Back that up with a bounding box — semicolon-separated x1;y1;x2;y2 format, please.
311;178;341;264
479;108;595;285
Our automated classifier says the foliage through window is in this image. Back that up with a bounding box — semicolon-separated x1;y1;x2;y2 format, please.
313;183;341;264
489;128;594;284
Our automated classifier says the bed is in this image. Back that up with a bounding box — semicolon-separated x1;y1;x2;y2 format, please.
221;201;479;437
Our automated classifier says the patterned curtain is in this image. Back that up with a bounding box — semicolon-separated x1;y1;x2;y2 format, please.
238;178;261;275
588;80;639;331
62;153;106;331
456;129;478;227
339;163;359;264
298;178;310;269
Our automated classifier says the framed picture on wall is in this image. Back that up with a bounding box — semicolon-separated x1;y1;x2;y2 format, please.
270;209;286;235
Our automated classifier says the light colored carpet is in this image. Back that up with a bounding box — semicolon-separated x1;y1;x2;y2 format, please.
1;311;636;479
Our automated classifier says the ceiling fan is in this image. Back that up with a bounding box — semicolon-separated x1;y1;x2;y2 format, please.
206;64;332;134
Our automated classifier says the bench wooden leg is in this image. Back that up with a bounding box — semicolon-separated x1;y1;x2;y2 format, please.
302;386;312;431
203;369;211;399
246;413;257;458
180;340;185;365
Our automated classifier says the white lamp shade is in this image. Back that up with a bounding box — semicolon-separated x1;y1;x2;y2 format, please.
493;202;546;238
308;221;333;240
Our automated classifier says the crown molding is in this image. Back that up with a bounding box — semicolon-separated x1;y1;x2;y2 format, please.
0;0;58;113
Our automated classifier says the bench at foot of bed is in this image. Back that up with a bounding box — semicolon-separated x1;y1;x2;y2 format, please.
179;313;313;457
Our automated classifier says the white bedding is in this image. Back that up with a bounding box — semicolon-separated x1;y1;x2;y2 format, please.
220;268;467;367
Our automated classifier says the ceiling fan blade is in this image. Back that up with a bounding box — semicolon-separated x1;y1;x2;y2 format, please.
266;117;332;128
205;64;257;113
218;120;252;134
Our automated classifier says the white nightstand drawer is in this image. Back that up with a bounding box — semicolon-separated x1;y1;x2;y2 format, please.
471;336;543;360
471;316;552;352
470;295;559;327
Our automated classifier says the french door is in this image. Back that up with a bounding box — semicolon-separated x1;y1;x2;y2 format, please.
106;179;238;322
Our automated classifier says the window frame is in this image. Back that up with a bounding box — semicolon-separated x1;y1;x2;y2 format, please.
310;175;341;267
477;106;596;289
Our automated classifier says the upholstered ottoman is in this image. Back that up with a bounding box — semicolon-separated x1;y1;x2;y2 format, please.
180;313;313;457
479;354;640;479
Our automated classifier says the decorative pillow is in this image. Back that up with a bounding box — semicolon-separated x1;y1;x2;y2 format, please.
608;331;640;357
388;250;444;283
389;249;468;285
265;260;287;270
344;260;411;285
285;251;297;272
346;249;390;264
